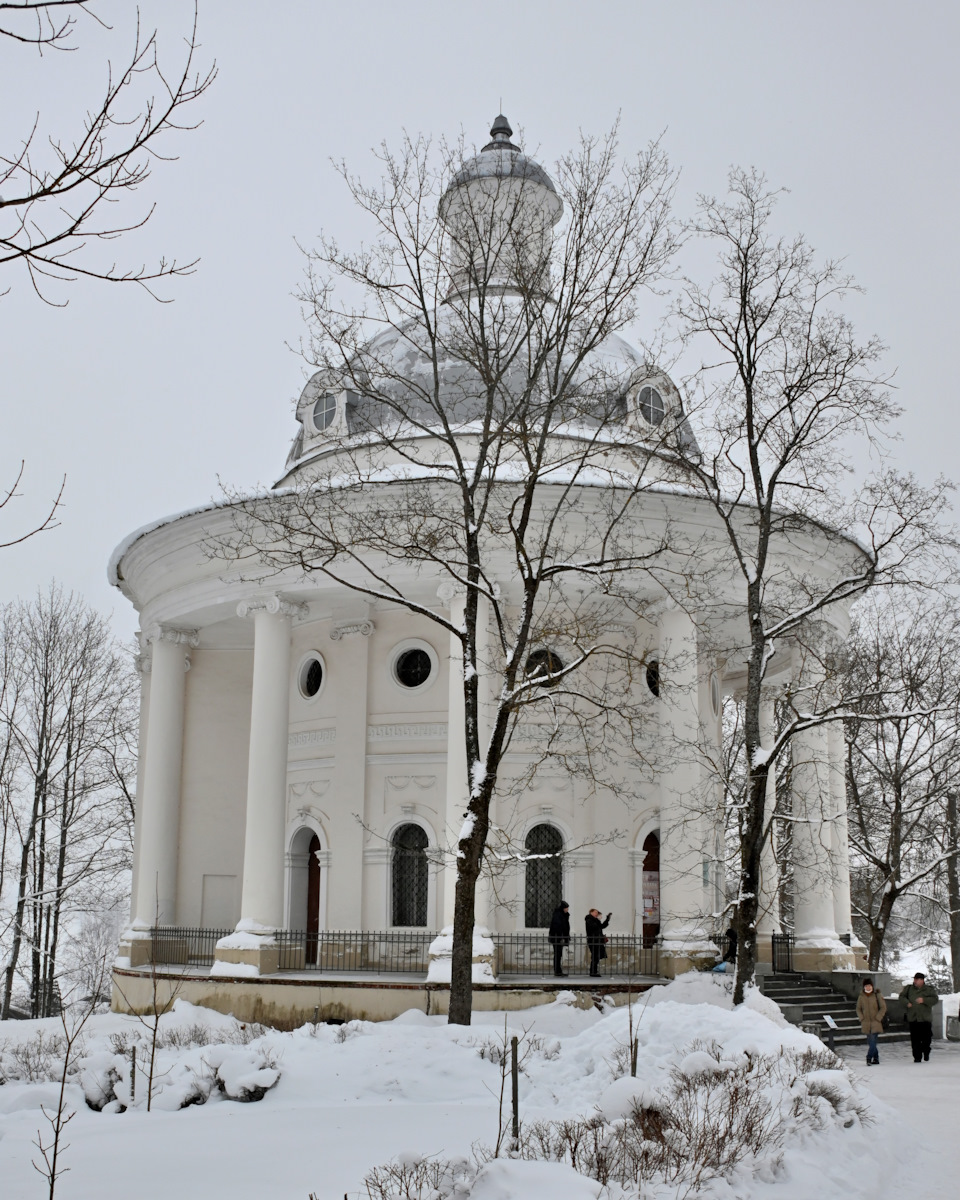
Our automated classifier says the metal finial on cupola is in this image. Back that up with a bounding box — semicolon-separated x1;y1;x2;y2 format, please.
483;113;519;152
490;113;513;140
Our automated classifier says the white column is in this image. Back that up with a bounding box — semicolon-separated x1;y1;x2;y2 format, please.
235;598;301;933
791;719;841;955
131;627;196;929
473;591;496;932
827;719;855;942
656;605;713;970
127;636;151;929
756;693;782;938
329;621;369;928
439;585;467;928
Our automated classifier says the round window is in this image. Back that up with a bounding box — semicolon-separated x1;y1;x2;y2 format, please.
395;647;432;688
298;656;324;698
637;385;665;427
312;392;337;431
646;659;660;697
525;648;565;688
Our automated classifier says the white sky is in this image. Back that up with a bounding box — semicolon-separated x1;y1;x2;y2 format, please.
1;0;958;643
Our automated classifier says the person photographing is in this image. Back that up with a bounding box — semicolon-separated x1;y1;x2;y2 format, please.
585;908;611;978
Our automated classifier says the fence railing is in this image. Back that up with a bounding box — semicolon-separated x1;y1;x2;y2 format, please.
276;929;437;974
771;932;795;973
150;926;232;968
145;928;660;977
493;933;658;978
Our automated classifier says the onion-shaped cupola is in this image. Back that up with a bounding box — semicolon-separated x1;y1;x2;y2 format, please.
438;114;563;295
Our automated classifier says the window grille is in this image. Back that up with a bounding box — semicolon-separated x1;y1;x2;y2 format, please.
391;823;429;926
524;823;563;928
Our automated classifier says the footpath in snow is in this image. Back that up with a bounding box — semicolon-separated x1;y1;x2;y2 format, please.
0;974;956;1199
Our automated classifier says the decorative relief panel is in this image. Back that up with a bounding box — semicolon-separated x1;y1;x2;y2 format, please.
288;780;331;825
367;723;448;741
289;728;336;748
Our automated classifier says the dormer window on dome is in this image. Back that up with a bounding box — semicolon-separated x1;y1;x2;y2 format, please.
638;385;665;427
312;393;337;432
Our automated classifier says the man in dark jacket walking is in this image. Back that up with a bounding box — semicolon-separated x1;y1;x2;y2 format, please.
900;972;939;1062
585;908;611;977
548;901;571;977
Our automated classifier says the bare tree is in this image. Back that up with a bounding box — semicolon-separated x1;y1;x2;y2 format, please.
840;592;960;970
0;0;215;302
0;585;137;1019
673;169;954;1003
217;122;679;1023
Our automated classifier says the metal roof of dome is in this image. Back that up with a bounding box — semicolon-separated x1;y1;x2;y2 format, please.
446;114;559;199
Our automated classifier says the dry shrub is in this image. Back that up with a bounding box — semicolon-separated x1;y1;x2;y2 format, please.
353;1039;869;1199
0;1030;70;1083
359;1155;472;1199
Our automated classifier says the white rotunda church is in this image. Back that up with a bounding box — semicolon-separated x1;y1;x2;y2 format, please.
111;116;864;1024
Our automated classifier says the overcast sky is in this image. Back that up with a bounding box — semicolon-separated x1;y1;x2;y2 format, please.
2;0;957;644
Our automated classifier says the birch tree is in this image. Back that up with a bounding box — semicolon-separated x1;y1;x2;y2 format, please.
0;586;137;1018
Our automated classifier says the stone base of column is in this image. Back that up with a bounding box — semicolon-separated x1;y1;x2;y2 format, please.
426;926;497;983
793;934;856;972
753;929;782;966
213;931;279;977
117;929;153;969
658;935;717;979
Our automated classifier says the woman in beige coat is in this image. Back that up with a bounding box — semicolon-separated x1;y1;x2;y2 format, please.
856;978;887;1065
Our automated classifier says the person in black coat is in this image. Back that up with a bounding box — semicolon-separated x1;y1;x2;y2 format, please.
548;901;571;976
585;908;611;977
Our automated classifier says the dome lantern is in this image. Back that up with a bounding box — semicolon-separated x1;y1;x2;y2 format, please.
439;114;563;295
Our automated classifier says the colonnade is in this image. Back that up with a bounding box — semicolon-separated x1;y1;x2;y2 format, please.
652;607;860;975
123;591;861;977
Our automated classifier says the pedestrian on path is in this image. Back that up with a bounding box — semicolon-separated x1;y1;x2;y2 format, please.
900;972;939;1062
548;901;571;977
585;908;611;978
856;977;887;1065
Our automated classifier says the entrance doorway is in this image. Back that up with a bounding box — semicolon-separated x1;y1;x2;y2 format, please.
641;831;660;946
306;833;321;963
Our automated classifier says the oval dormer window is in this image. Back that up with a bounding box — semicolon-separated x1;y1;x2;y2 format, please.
312;392;337;432
638;385;665;427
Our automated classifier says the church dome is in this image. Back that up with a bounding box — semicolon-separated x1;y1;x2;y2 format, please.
282;116;699;472
442;114;562;210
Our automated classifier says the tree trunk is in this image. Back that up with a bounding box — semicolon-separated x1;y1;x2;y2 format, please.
448;863;478;1025
947;792;960;991
868;886;896;971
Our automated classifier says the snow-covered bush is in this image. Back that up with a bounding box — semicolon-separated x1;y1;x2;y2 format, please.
357;1039;870;1198
0;1030;70;1083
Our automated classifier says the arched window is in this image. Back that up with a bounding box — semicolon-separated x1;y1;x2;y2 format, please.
391;823;429;927
524;823;563;928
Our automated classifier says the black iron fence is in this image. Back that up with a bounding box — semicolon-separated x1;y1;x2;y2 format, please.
144;928;660;977
150;926;231;967
493;933;658;978
771;932;795;973
276;929;437;974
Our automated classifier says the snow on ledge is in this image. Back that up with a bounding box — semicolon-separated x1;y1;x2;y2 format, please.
210;960;261;979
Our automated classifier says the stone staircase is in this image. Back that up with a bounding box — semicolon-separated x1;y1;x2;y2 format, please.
759;972;908;1048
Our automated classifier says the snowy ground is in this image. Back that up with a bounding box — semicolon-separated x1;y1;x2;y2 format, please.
0;976;957;1199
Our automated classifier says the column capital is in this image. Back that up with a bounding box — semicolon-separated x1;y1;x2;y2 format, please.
148;624;199;648
330;619;374;640
134;652;152;675
437;580;467;604
236;594;309;621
